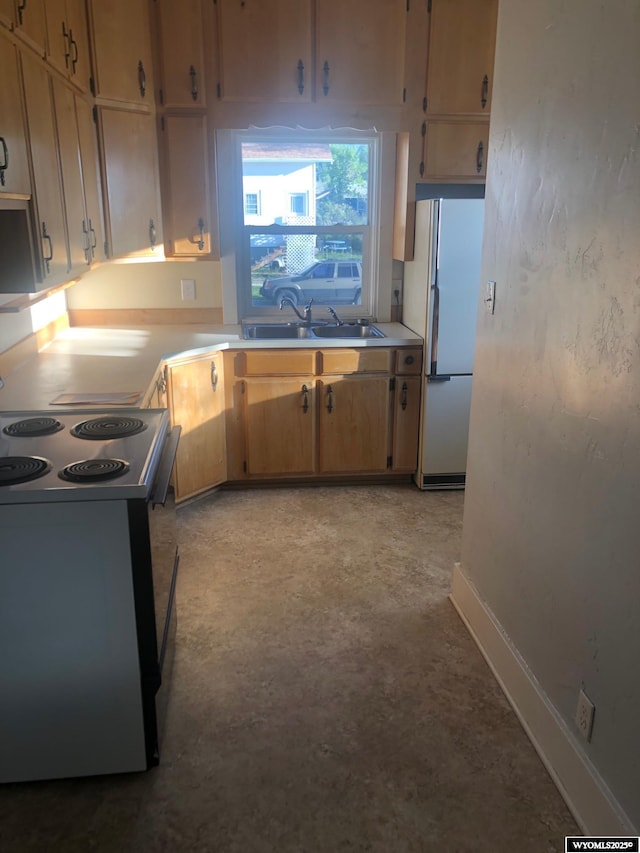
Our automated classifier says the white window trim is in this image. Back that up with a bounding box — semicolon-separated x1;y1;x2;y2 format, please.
244;191;260;215
217;129;395;325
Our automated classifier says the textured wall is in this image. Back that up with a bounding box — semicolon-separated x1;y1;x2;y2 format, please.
461;0;640;826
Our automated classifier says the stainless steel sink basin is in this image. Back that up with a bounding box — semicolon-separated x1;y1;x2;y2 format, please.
242;324;313;340
242;322;384;340
311;324;384;339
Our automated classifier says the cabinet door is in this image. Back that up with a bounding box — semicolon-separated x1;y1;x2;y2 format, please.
51;78;88;274
20;53;68;283
14;0;47;56
99;108;163;257
65;0;91;92
318;376;390;474
44;0;71;80
167;353;227;501
0;0;14;30
392;375;420;472
316;0;408;106
217;0;312;103
75;97;104;264
161;114;214;257
0;42;31;195
426;0;498;116
422;121;489;181
157;0;207;108
244;377;316;476
89;0;154;105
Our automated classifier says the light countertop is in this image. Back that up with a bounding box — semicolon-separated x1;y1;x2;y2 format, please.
1;323;423;411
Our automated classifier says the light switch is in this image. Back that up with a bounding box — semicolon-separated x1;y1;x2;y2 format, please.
181;278;196;301
485;280;496;314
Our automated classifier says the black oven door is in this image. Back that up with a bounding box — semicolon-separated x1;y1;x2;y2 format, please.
128;425;181;767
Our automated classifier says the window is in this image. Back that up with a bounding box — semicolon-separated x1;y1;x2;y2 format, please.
244;192;260;216
289;193;308;216
217;128;394;323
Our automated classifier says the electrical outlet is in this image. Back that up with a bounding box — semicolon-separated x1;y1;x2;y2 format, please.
181;278;196;301
575;688;595;742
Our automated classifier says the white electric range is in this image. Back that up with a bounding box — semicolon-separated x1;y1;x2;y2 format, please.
0;409;181;783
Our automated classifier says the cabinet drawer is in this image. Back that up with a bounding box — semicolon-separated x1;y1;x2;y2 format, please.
395;348;423;375
320;348;391;375
242;349;316;376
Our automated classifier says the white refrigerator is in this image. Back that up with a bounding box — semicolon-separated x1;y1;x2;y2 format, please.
403;197;485;489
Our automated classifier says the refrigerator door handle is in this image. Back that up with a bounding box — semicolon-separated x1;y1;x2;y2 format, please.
427;374;451;382
430;281;440;375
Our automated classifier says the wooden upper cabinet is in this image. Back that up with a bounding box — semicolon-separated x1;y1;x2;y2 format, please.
98;107;163;258
14;0;47;56
75;97;104;264
426;0;498;116
216;0;312;103
0;42;31;195
160;114;216;257
20;52;69;284
315;0;408;106
88;0;154;106
156;0;207;108
51;78;88;274
422;120;489;180
45;0;91;92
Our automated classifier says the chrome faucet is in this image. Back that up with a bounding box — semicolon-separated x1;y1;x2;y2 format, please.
280;296;313;324
327;306;344;325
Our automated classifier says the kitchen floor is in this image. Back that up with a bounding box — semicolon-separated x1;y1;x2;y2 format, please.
0;485;578;852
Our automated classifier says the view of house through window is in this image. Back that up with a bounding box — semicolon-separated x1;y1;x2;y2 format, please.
240;136;373;312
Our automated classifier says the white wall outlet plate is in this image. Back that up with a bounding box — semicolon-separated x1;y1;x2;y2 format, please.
575;687;595;741
181;278;196;301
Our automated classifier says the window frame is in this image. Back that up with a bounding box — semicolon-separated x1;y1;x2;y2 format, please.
244;192;260;216
217;128;395;325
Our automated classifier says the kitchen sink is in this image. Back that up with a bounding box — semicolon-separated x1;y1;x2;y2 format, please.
242;323;384;340
242;324;313;340
310;324;384;339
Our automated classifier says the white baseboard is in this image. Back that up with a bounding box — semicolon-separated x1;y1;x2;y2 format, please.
449;563;636;837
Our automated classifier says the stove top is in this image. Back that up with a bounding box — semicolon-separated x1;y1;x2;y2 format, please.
0;409;170;504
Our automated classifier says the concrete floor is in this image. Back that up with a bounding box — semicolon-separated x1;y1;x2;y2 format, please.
0;485;578;852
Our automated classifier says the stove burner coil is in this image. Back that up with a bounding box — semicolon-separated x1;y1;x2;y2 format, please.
71;417;148;440
58;458;131;483
0;456;52;485
3;417;64;437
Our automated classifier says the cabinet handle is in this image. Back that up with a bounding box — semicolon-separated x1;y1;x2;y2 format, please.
0;137;8;185
301;384;309;413
89;219;97;251
17;0;26;25
149;218;157;248
62;21;71;69
70;29;79;74
210;361;218;391
481;75;489;109
401;381;408;411
41;221;53;274
476;140;484;174
82;220;91;264
196;218;205;251
326;384;334;413
297;59;304;95
322;60;330;96
138;61;147;98
189;65;198;101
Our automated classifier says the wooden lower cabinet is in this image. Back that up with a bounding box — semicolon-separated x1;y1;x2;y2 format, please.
318;376;390;474
392;375;421;472
244;377;316;476
166;351;227;502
